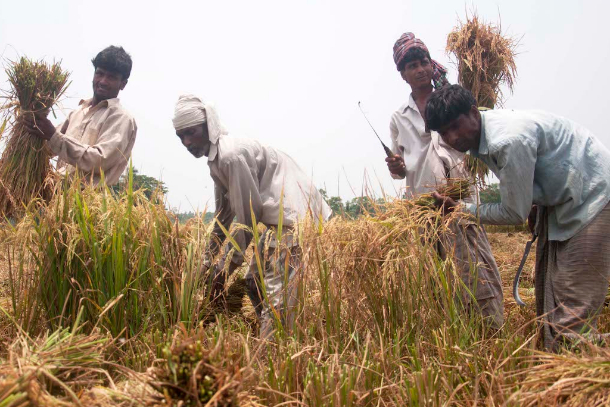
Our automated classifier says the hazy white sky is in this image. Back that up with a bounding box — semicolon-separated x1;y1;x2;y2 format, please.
1;0;609;212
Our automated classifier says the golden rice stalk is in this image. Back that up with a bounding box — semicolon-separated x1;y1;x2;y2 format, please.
446;11;518;109
464;153;489;186
0;57;70;218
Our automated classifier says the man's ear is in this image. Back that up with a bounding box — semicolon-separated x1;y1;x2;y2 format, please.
469;105;481;119
120;79;128;91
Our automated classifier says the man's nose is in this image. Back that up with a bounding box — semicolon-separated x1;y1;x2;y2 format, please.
182;136;192;147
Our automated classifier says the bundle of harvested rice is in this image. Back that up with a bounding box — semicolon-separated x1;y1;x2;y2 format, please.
414;178;472;209
0;57;70;217
446;12;518;182
446;12;517;109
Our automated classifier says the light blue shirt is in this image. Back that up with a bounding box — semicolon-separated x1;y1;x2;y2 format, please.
464;110;610;241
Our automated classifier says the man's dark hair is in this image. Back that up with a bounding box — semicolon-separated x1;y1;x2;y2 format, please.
91;46;133;80
425;84;477;131
397;47;431;71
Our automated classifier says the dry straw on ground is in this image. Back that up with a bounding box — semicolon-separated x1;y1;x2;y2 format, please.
0;57;70;218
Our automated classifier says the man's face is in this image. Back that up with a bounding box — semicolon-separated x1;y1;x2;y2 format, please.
176;123;210;158
92;67;127;101
437;106;481;153
400;57;433;89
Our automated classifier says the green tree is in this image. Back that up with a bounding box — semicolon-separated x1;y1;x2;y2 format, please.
344;196;376;219
479;183;501;204
173;210;215;224
111;168;168;200
319;188;344;217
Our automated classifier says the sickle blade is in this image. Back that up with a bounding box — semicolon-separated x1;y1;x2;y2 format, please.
513;238;534;307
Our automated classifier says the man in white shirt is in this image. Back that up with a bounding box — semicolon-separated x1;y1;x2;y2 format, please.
386;32;504;329
25;46;137;186
427;84;610;350
172;94;331;339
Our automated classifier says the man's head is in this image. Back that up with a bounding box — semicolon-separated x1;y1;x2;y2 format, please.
91;46;132;101
172;94;212;158
425;84;482;153
399;47;433;90
176;123;210;158
393;32;448;90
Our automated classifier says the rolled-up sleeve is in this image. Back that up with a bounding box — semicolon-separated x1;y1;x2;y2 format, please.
48;112;136;174
464;139;537;225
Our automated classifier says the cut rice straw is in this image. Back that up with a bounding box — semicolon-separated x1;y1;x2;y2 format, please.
446;10;518;109
0;57;70;218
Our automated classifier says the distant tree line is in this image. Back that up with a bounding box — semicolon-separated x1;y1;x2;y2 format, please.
319;189;384;219
110;168;168;199
479;183;501;204
319;183;502;219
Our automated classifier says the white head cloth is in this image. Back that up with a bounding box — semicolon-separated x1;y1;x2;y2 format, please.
172;94;228;144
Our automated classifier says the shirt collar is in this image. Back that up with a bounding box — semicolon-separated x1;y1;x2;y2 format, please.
402;94;418;114
473;112;489;156
79;97;120;108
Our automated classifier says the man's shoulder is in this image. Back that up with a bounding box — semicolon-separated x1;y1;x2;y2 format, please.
106;99;136;123
217;136;262;163
391;100;411;117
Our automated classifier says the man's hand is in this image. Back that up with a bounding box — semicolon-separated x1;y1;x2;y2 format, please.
22;113;56;141
385;154;406;178
432;191;459;215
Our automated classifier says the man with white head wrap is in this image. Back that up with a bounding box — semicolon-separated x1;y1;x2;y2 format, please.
173;94;331;339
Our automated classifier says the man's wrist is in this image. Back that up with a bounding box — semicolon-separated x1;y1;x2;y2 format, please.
47;130;63;151
462;202;478;216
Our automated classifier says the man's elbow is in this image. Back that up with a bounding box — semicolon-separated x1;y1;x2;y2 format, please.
503;208;529;225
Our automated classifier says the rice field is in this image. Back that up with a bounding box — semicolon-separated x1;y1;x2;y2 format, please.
0;173;609;406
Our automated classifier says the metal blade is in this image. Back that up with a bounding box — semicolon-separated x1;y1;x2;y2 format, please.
513;238;534;306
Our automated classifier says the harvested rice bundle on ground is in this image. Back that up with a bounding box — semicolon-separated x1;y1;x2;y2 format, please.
446;12;518;182
508;347;610;406
0;57;70;218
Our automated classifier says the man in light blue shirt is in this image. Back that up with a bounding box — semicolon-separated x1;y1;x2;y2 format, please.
425;84;610;350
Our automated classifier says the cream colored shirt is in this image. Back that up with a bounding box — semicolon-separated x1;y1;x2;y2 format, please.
207;135;332;265
389;95;472;199
48;98;137;186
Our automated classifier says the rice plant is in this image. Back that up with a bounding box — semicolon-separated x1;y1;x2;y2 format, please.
0;57;70;218
4;166;210;341
1;176;610;406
